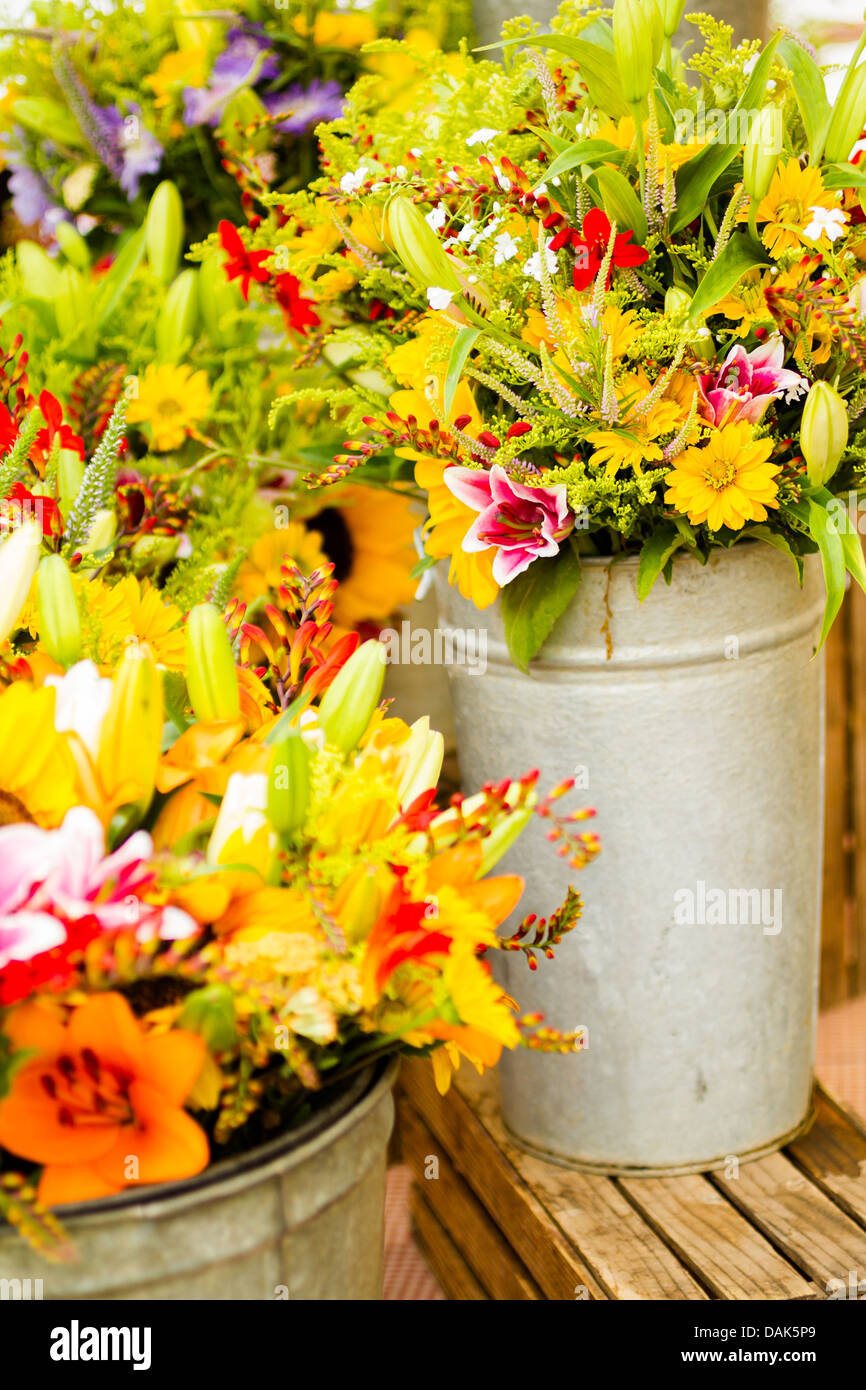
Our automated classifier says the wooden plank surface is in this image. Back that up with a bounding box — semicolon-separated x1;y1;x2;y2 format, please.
711;1147;866;1289
617;1173;815;1300
788;1086;866;1230
400;1101;543;1300
404;1061;708;1301
410;1192;488;1300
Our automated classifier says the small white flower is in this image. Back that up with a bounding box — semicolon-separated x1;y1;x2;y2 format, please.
395;164;407;178
466;128;501;146
851;138;866;161
339;166;368;194
523;248;557;282
457;222;477;243
424;204;447;231
426;286;454;310
551;176;561;187
802;205;847;242
447;168;461;181
494;167;512;192
492;231;521;265
410;147;423;158
534;183;548;197
743;54;759;77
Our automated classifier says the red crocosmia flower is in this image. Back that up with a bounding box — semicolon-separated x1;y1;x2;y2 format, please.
362;882;453;997
0;403;19;454
218;219;272;301
2;482;62;538
304;630;361;699
274;273;320;336
571;207;649;292
33;390;85;463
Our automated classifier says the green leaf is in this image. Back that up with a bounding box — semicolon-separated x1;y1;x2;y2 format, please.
500;541;582;672
804;497;846;652
822;162;866;190
485;34;631;118
812;486;866;595
637;523;683;601
746;525;805;582
443;325;480;420
778;38;831;158
533;139;623;187
591;165;648;243
671;34;781;233
92;227;147;329
688;233;770;321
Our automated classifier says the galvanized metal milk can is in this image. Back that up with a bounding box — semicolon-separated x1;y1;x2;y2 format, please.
438;546;825;1172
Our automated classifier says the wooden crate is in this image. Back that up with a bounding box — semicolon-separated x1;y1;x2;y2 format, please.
398;1058;866;1300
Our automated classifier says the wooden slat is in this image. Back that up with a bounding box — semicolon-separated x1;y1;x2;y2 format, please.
398;1061;604;1300
400;1101;543;1299
410;1191;488;1300
404;1060;709;1301
711;1147;866;1289
617;1173;816;1300
788;1084;866;1230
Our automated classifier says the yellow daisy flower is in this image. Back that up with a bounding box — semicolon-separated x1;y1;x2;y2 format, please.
597;115;706;182
73;574;186;671
126;364;212;452
751;160;845;257
664;422;780;530
586;369;685;476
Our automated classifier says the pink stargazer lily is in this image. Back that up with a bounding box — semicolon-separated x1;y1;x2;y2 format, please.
0;806;197;972
444;464;573;585
697;336;807;426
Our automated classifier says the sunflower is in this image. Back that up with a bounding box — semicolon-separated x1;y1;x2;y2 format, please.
126;364;212;452
235;490;418;630
750;160;845;257
0;682;78;827
664;422;780;530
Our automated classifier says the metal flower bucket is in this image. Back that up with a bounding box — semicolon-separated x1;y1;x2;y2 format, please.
0;1060;397;1299
438;545;825;1173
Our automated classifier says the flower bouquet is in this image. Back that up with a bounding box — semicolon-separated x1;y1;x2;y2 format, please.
0;0;471;252
0;540;597;1292
228;0;866;1171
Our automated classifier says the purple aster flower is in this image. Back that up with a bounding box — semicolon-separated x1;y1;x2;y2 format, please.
1;131;66;234
115;103;163;199
262;80;344;136
183;23;279;128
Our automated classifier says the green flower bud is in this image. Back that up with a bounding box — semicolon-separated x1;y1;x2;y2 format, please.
55;221;91;272
37;554;81;668
57;449;85;524
185;602;241;723
824;62;866;164
145;180;185;284
613;0;664;106
479;806;533;877
54;265;91;341
318;640;387;754
743;106;783;203
156;268;200;362
17;239;63;300
179;985;236;1051
81;508;117;555
267;730;311;839
385;196;462;298
199;251;242;346
801;380;849;488
660;0;685;37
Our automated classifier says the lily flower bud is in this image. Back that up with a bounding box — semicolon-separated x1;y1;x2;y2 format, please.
17;239;63;300
397;717;445;808
267;730;311;839
37;553;82;668
97;642;163;812
57;449;85;524
156;268;200;362
385;196;462;298
0;519;41;645
613;0;664;106
479;805;534;877
743;106;783;204
185;602;240;723
145;180;184;284
660;0;685;36
801;380;849;488
318;639;387;754
333;865;385;943
824;62;866;164
55;220;91;272
81;508;116;555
